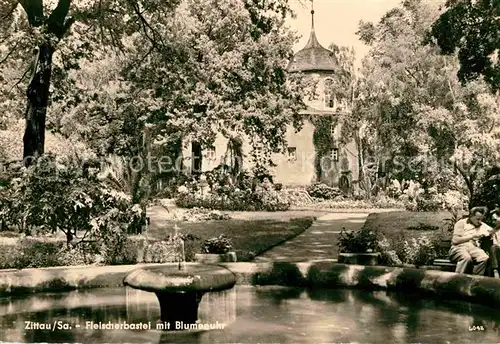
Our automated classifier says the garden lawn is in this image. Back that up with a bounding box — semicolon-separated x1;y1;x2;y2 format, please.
146;217;315;262
362;211;453;242
362;211;452;235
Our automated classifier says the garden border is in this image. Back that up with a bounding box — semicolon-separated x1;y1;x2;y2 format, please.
0;261;499;308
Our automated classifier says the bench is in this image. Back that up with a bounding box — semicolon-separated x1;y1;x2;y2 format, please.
433;258;456;271
432;239;455;271
433;238;493;275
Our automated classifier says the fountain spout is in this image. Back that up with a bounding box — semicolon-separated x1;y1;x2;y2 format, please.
173;224;185;270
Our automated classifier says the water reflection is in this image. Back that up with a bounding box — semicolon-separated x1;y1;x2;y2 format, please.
0;286;499;343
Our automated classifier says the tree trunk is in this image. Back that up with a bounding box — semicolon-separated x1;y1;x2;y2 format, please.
355;134;365;192
23;43;54;166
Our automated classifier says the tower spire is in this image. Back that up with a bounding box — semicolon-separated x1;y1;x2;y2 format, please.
305;0;320;48
311;0;315;30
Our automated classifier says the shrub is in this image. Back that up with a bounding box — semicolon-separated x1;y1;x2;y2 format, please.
175;182;290;211
181;208;231;221
306;183;343;200
143;240;177;263
406;223;439;231
338;228;379;253
377;232;449;266
202;234;233;254
386;179;403;198
0;154;146;253
0;234;184;269
372;195;407;209
316;197;405;210
415;196;442;211
15;237;64;268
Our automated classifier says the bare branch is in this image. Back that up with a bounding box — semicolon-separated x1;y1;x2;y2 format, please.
127;0;166;51
0;40;20;65
405;67;421;87
454;161;474;196
1;0;18;21
9;65;31;93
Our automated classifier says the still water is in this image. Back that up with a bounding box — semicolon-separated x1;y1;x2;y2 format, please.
0;285;499;343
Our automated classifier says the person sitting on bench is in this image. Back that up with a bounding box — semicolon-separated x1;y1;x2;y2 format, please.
449;207;492;275
489;208;500;278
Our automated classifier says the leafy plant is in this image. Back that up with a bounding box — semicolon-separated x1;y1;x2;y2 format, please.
202;234;233;254
175;172;290;212
406;223;439;231
378;232;449;266
337;227;379;253
0;153;147;267
306;183;343;200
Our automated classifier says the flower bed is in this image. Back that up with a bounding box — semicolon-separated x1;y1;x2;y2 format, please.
314;197;406;210
176;188;290;211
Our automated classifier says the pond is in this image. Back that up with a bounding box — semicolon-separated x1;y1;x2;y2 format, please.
0;286;499;343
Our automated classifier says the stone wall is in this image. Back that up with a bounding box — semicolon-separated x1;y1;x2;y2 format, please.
1;261;499;308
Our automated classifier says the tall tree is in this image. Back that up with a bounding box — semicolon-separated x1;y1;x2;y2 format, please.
0;0;181;165
355;0;500;199
117;0;307;172
428;0;500;92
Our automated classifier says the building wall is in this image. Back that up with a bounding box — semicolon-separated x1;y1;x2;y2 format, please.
181;122;359;188
180;71;358;187
270;121;317;186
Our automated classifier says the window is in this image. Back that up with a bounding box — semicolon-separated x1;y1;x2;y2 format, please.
325;93;335;108
287;147;297;161
331;148;339;162
330;123;341;140
324;78;334;109
337;99;347;112
206;146;216;161
253;145;263;158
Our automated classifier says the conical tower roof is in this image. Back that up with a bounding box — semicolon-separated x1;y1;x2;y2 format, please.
287;4;338;73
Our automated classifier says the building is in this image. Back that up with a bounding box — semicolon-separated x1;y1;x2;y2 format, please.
182;6;359;190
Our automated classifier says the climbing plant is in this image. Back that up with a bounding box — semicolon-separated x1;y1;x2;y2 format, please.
311;115;338;183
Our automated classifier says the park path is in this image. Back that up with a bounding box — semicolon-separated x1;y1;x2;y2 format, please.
252;212;370;263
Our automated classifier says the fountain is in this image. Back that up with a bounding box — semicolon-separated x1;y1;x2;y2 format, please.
122;225;236;329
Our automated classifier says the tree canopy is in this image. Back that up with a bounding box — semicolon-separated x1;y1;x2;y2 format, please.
351;0;500;199
0;0;307;170
428;0;500;92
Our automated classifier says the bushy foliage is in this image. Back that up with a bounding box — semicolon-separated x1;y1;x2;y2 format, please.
316;196;405;210
202;234;233;254
175;169;290;211
378;232;448;266
0;235;183;269
338;228;379;253
353;0;500;205
0;154;147;266
399;182;456;212
306;183;343;200
470;170;500;225
181;208;231;222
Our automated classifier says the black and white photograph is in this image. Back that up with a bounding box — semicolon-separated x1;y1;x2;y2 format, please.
0;0;499;342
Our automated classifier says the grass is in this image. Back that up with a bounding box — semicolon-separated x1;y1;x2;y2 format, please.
0;216;315;267
362;211;452;237
147;217;315;262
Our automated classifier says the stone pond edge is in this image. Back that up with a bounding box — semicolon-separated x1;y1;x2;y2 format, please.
0;261;499;308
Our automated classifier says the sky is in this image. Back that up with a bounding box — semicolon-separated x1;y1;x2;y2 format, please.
286;0;404;68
